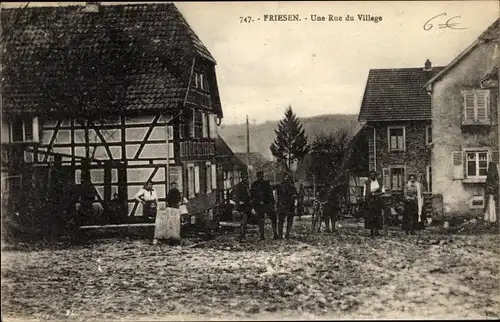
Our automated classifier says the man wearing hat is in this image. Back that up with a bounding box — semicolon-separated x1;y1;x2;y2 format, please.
250;170;277;240
234;172;252;240
277;172;298;239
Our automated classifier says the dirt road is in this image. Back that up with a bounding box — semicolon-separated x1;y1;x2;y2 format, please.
1;219;499;321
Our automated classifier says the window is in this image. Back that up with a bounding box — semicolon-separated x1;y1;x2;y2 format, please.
199;73;205;90
383;166;405;191
462;90;490;123
179;123;185;140
466;151;489;178
10;116;38;143
193;72;208;91
194;111;203;138
387;126;405;151
206;162;212;194
426;126;432;145
187;110;195;138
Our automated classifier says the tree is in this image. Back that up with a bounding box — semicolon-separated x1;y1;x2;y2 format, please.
308;128;350;186
270;105;309;173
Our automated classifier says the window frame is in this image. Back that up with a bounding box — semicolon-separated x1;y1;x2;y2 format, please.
387;126;406;152
461;89;490;123
465;150;489;179
10;116;38;143
388;165;406;191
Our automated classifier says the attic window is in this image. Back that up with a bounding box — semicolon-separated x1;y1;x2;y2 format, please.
193;72;209;91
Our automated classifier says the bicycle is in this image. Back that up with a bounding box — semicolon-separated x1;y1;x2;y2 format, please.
310;198;328;233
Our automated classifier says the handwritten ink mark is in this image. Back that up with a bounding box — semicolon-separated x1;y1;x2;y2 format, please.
424;13;468;31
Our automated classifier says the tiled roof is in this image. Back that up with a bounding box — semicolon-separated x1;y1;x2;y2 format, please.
234;152;269;168
1;3;216;114
215;138;247;168
358;67;444;121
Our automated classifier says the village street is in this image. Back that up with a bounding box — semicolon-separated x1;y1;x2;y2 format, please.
2;218;499;321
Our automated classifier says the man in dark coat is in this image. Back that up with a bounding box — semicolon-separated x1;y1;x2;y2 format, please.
323;185;343;233
234;174;252;240
363;170;385;237
277;172;298;239
167;181;182;208
250;170;277;240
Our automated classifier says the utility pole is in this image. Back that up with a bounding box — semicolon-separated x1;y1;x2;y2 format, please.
246;115;251;181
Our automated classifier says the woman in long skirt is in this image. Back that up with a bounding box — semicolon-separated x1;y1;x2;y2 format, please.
363;170;385;237
134;181;159;220
402;174;423;234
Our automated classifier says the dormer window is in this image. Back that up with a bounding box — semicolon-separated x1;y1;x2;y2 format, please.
193;72;209;91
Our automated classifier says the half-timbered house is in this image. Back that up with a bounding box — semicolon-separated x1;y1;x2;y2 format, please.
1;2;224;224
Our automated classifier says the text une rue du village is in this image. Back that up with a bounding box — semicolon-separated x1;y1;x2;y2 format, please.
264;14;383;23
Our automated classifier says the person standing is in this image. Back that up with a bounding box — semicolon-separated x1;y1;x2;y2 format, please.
167;181;182;208
277;172;298;239
363;170;385;237
324;185;343;233
234;174;252;240
109;192;126;224
134;181;158;221
250;170;277;240
403;174;423;235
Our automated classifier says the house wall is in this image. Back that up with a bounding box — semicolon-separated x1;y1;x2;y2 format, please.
431;39;500;214
371;120;432;192
14;112;218;217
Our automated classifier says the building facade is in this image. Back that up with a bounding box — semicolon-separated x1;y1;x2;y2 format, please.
425;19;500;214
358;61;444;196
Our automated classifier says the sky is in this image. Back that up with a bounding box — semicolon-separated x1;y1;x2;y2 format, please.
2;1;499;125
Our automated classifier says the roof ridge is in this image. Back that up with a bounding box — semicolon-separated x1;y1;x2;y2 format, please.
369;66;446;71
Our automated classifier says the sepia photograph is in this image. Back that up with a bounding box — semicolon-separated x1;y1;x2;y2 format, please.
0;1;499;321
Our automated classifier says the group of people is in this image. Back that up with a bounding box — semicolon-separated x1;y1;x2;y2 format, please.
232;170;299;240
363;170;424;237
232;168;426;241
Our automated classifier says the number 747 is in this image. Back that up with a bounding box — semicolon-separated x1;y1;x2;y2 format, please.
240;16;253;23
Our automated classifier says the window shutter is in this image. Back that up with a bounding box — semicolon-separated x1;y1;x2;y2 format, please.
463;91;475;121
188;166;194;198
206;163;211;194
211;115;219;138
32;117;39;142
452;151;464;179
382;168;390;191
492;149;499;164
194;166;200;194
202;112;208;138
211;165;217;190
189;109;195;138
476;91;489;121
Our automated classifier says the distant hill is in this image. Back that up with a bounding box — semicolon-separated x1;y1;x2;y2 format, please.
219;114;360;160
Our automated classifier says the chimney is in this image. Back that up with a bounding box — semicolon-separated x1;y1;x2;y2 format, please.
423;59;432;71
83;2;100;13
